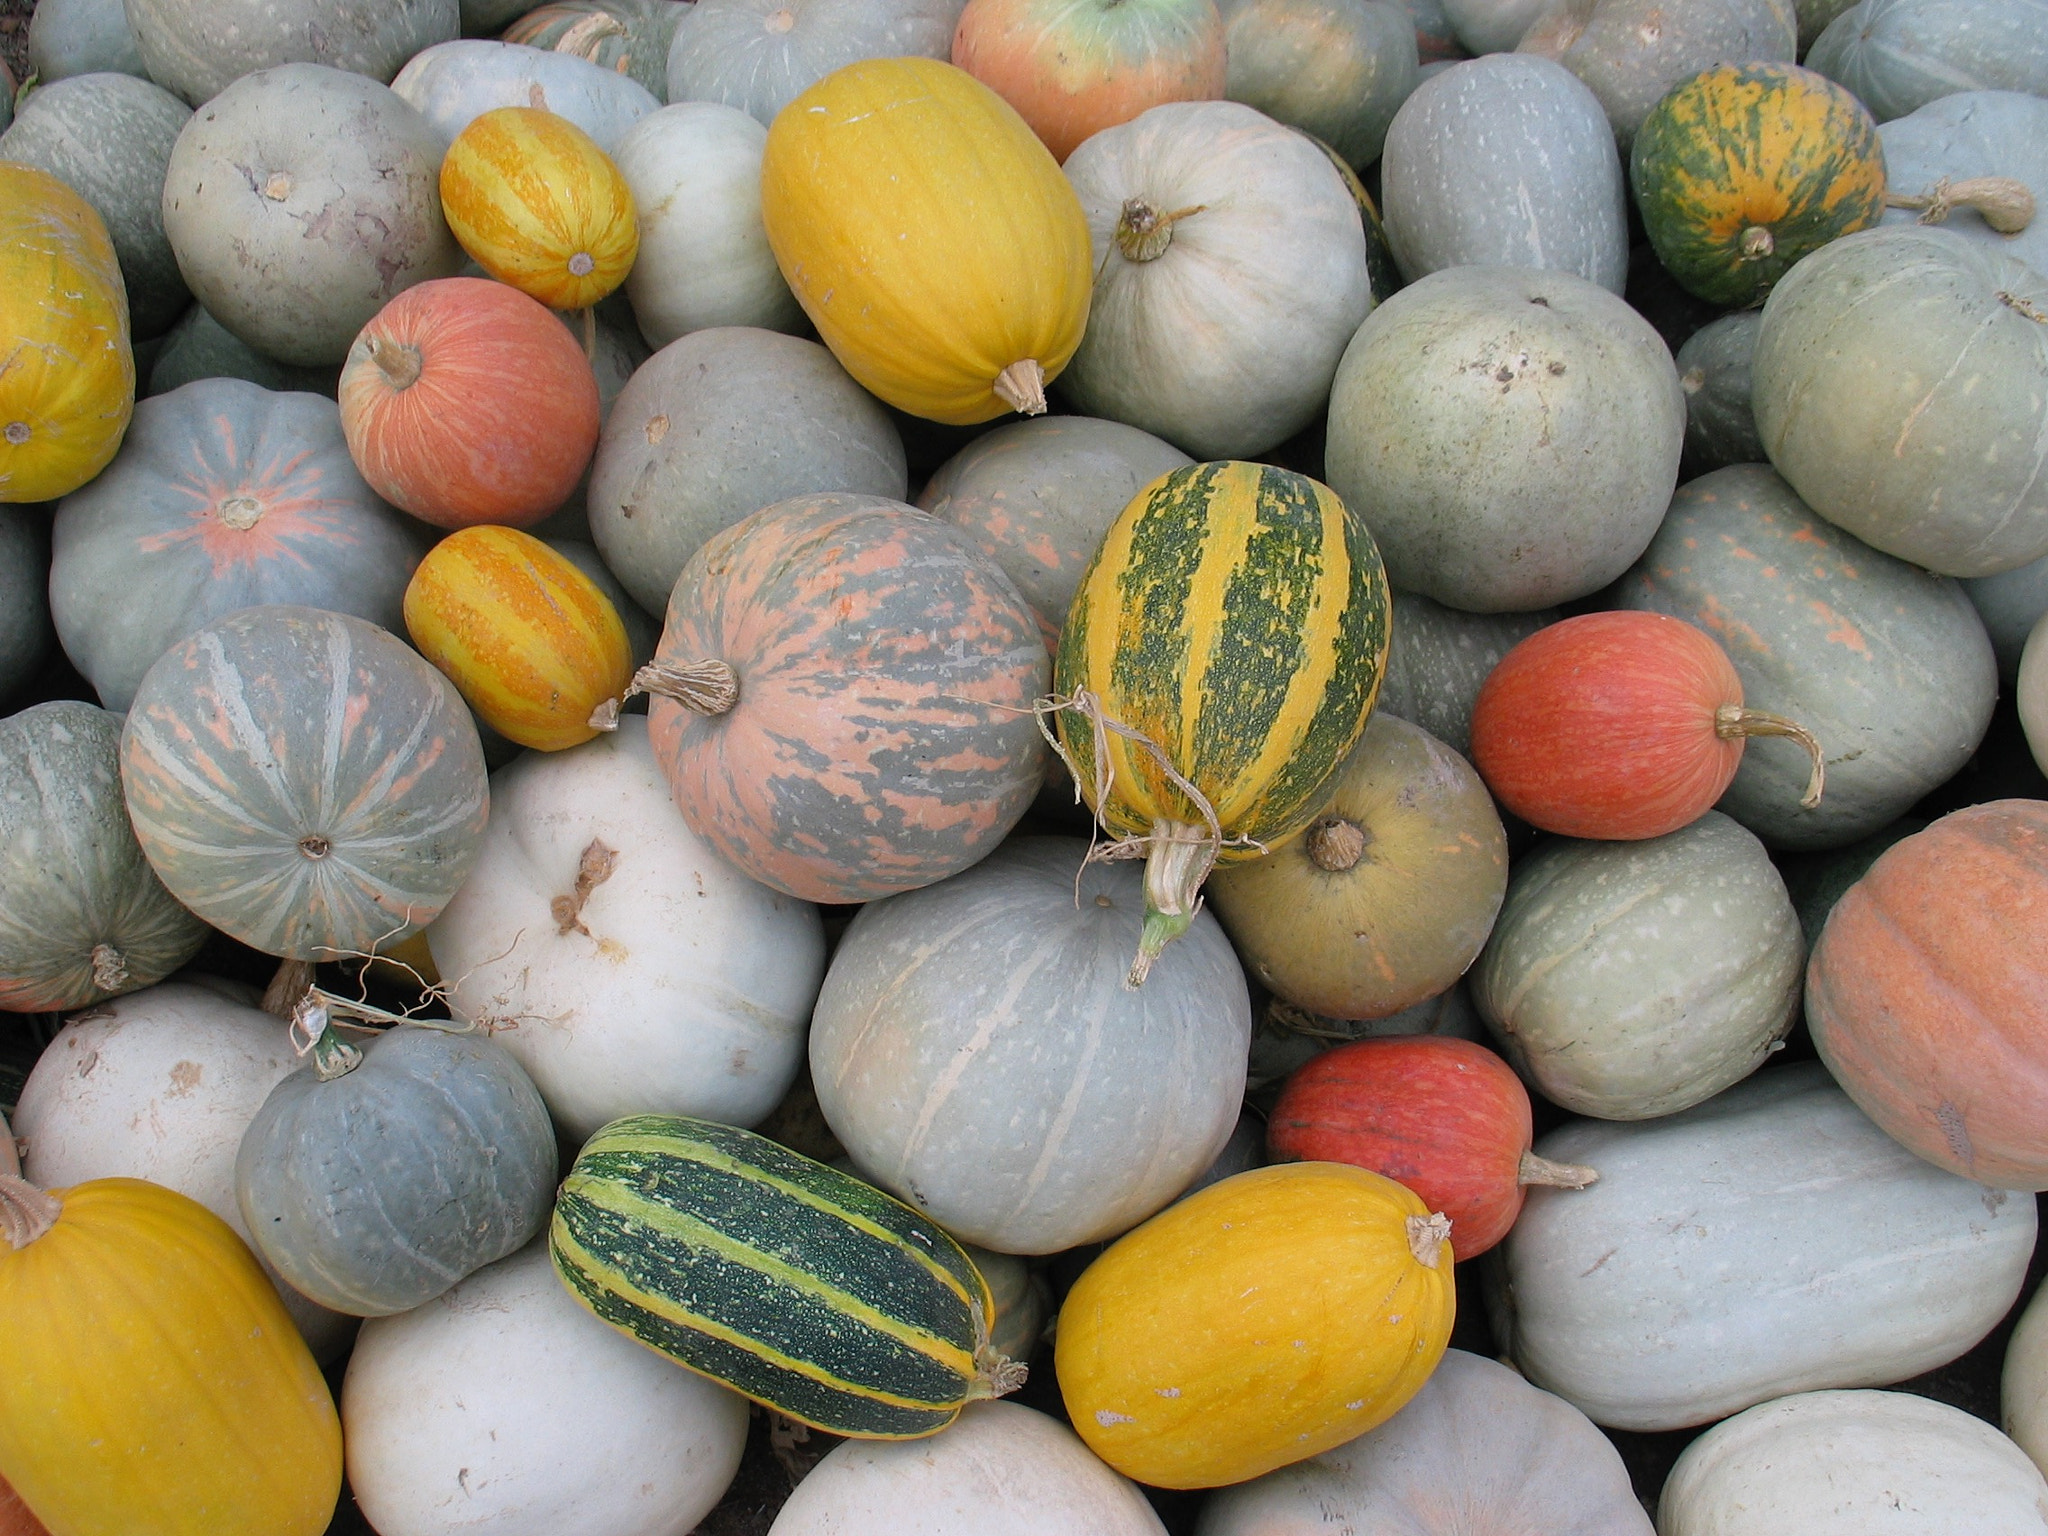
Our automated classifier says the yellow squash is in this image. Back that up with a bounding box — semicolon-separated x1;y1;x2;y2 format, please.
1055;1162;1454;1489
760;57;1093;425
405;525;634;751
0;1175;341;1536
0;164;134;503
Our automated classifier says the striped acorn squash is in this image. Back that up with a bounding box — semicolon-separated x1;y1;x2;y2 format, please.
1054;461;1390;983
549;1114;1025;1438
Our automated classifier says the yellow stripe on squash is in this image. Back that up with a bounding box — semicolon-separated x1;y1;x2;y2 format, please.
405;525;634;751
760;57;1093;426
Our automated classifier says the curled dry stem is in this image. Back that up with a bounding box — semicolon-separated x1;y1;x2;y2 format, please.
590;658;740;730
1715;704;1825;809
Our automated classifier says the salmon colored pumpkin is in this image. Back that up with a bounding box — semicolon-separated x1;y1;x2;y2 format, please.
1266;1037;1598;1260
439;107;639;312
339;278;601;529
0;1473;46;1536
951;0;1227;163
405;525;634;752
1470;610;1825;841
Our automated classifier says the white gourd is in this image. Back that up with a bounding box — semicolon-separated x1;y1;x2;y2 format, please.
2007;1278;2048;1479
390;40;660;153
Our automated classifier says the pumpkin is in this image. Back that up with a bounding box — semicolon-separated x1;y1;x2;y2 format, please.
1206;712;1508;1021
1379;56;1628;294
1056;1163;1455;1489
1631;63;1886;308
1441;0;1547;52
760;57;1092;424
1799;0;1862;45
27;0;149;82
1324;266;1683;612
2025;615;2048;773
0;72;192;338
1054;462;1391;983
0;1474;42;1536
1060;100;1373;459
1371;594;1556;758
665;0;964;125
1247;984;1491;1104
343;1240;749;1536
145;304;341;399
1808;0;2048;122
1780;817;1926;946
1471;611;1827;840
160;64;463;367
1403;0;1466;60
0;510;49;704
2010;1278;2048;1478
1196;1350;1653;1536
1752;228;2048;578
953;0;1226;164
809;836;1252;1254
0;1174;342;1536
964;1246;1051;1365
0;163;134;504
1490;1062;2037;1430
1612;464;1996;850
505;0;689;99
1675;310;1765;471
123;0;458;105
0;702;207;1013
1219;0;1417;169
391;38;661;152
1879;91;2048;277
120;606;490;960
50;377;421;711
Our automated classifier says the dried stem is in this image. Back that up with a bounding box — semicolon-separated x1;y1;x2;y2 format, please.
1886;176;2035;234
992;359;1048;416
590;657;740;729
368;335;423;391
1406;1212;1453;1268
0;1175;61;1250
1715;703;1825;809
1113;199;1208;262
88;943;127;993
553;838;619;935
1518;1150;1599;1189
262;958;318;1020
1306;817;1367;872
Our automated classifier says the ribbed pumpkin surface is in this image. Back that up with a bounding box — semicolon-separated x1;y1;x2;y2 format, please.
550;1115;1017;1438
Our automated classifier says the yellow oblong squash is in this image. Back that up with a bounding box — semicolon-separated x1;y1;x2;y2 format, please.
0;1175;342;1536
0;163;134;503
760;57;1093;426
405;524;634;751
1054;1162;1454;1489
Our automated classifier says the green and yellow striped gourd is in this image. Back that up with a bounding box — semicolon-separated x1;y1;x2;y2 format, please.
1054;460;1391;984
549;1115;1024;1438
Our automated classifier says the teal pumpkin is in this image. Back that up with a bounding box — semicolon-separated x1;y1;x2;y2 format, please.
1807;0;2048;122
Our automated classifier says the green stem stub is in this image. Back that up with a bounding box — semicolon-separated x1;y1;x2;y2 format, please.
1129;819;1214;988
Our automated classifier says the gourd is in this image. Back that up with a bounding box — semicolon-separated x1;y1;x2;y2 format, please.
1060;100;1374;459
1055;1163;1455;1489
0;1174;343;1536
160;64;463;367
1751;226;2048;578
2010;1278;2048;1478
1807;801;2048;1189
238;1019;558;1316
1053;462;1391;983
1879;91;2048;277
1489;1062;2037;1431
122;0;458;105
145;304;340;399
120;606;490;960
27;0;148;82
760;56;1092;424
1675;310;1764;471
1379;55;1627;294
666;0;963;125
1441;0;1545;51
505;0;689;99
1473;811;1803;1119
1247;982;1490;1103
391;38;660;151
342;1240;750;1536
0;509;49;704
1612;464;1996;850
0;702;206;1012
1405;0;1465;60
50;377;420;711
1808;0;2048;122
965;1247;1051;1366
809;837;1252;1253
2025;613;2048;775
0;163;134;504
1799;0;1861;46
1325;266;1684;612
1779;817;1926;945
1372;593;1557;758
1219;0;1416;169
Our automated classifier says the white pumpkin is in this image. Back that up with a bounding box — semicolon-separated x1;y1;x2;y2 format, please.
2021;608;2048;778
2007;1276;2048;1479
343;1240;750;1536
1060;100;1374;460
424;716;826;1143
1660;1389;2048;1535
665;0;964;125
390;39;660;152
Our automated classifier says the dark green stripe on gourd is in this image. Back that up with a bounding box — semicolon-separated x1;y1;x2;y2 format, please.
1102;464;1215;752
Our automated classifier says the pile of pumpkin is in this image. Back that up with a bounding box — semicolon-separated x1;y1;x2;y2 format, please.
3;0;2048;1530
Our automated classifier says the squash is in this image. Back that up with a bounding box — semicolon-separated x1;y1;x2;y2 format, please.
0;702;207;1012
2010;1278;2048;1479
1489;1062;2037;1431
1054;461;1391;983
145;304;341;399
1780;817;1926;946
963;1246;1051;1366
1060;100;1374;459
1631;63;1886;308
120;605;490;960
1206;712;1508;1021
1440;0;1546;52
504;0;689;99
160;64;464;368
1473;810;1803;1119
1799;0;1863;45
953;0;1226;164
0;163;134;504
1324;266;1684;612
809;836;1252;1254
551;1114;1025;1437
1247;983;1491;1104
2025;614;2048;774
50;377;420;711
1808;0;2048;122
1373;593;1556;758
760;57;1092;424
27;0;148;82
1379;55;1628;294
1196;1350;1653;1536
1219;0;1416;169
0;1174;342;1536
0;510;49;705
1879;91;2048;278
1675;310;1765;471
1403;0;1466;60
123;0;458;105
665;0;964;125
1055;1163;1455;1489
343;1240;749;1536
391;38;661;152
0;1473;43;1536
1612;464;1996;850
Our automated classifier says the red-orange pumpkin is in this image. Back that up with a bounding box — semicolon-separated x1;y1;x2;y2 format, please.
1807;801;2048;1190
0;1473;48;1536
337;277;601;530
1469;610;1824;841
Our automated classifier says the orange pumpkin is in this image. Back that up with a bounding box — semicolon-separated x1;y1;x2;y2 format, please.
339;277;601;529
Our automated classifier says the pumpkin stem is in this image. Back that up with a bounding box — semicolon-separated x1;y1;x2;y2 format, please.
1129;820;1216;988
1518;1150;1600;1189
965;1296;1029;1401
1405;1211;1452;1268
88;942;127;993
368;335;423;392
1305;816;1368;872
991;359;1048;416
1114;198;1208;263
0;1176;59;1250
1738;225;1775;261
552;838;619;936
288;994;365;1081
1886;176;2036;235
262;958;318;1020
556;11;630;55
1714;704;1825;809
581;304;598;362
2002;291;2048;326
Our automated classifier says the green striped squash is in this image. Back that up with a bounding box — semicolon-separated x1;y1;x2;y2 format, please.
549;1115;1024;1438
1054;460;1391;984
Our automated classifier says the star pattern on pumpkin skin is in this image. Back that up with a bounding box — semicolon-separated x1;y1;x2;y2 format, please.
132;420;363;581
